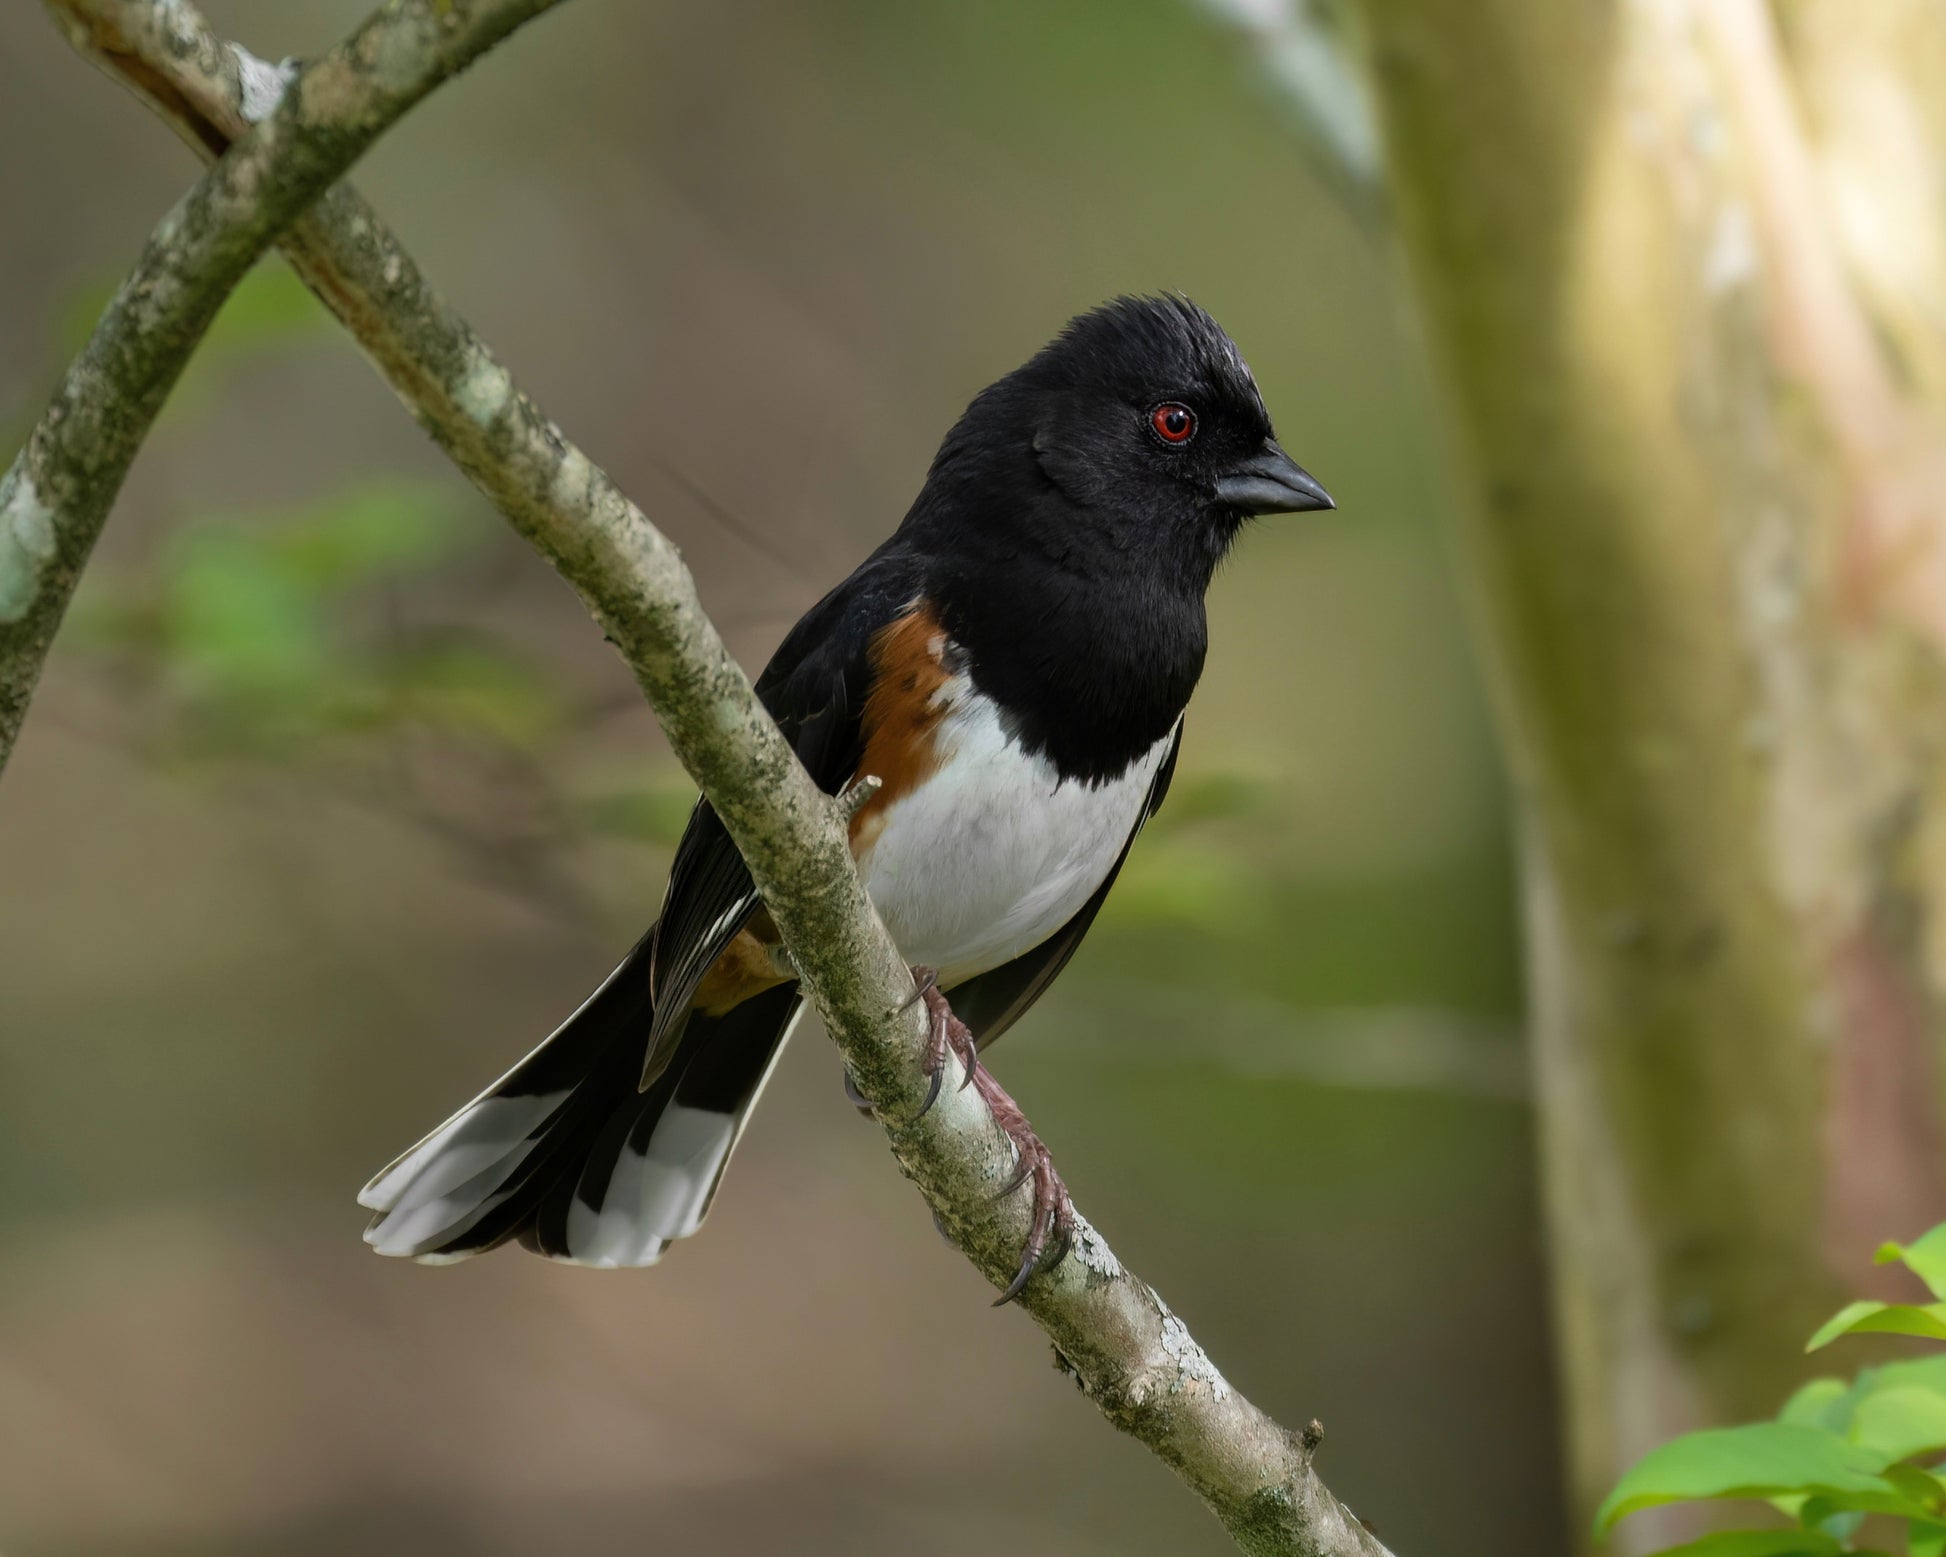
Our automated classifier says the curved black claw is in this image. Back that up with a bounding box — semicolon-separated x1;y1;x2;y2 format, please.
911;973;980;1122
994;1190;1073;1307
970;1063;1074;1307
996;1243;1041;1307
842;1067;875;1116
994;1205;1072;1306
915;1059;946;1119
991;1150;1035;1203
901;965;940;1013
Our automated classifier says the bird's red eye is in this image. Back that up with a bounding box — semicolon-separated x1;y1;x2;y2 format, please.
1150;403;1196;444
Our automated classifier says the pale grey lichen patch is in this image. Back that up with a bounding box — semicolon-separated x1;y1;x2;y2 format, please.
231;45;299;124
1159;1312;1232;1399
549;444;593;513
150;203;190;254
369;17;432;94
154;0;204;52
455;345;515;426
1068;1216;1123;1281
0;467;57;624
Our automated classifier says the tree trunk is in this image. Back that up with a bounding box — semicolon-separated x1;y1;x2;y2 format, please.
1358;0;1946;1545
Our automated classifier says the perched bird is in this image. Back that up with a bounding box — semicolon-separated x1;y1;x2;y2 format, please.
360;295;1332;1299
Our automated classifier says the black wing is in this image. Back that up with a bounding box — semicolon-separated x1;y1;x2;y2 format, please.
640;550;923;1075
948;719;1182;1048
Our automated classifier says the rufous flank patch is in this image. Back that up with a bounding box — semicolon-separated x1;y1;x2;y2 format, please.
849;602;952;853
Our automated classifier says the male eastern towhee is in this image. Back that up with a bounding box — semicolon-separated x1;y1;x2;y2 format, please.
360;295;1332;1300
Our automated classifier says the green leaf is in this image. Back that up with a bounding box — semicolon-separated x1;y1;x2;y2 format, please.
1798;1496;1866;1538
1882;1462;1946;1511
1869;1356;1946;1399
1779;1380;1851;1432
1911;1520;1946;1557
1854;1388;1946;1464
1643;1532;1840;1557
1795;1484;1938;1522
1808;1301;1946;1352
1598;1423;1897;1533
1876;1226;1946;1302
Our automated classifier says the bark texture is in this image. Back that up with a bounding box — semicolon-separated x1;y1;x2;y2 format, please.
1358;0;1946;1545
10;4;1400;1552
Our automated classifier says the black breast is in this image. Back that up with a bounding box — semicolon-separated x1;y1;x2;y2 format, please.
931;560;1207;785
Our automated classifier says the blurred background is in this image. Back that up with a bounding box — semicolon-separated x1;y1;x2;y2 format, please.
0;1;1652;1554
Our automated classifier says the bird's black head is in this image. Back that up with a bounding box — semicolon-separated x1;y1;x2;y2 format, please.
912;295;1331;586
895;297;1331;782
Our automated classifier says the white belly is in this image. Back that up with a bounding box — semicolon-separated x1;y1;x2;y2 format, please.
857;691;1173;986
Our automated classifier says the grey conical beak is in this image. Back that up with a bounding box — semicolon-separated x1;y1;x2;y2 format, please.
1212;441;1334;515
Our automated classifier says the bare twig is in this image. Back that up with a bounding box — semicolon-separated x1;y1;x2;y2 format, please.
835;772;885;821
30;5;1396;1551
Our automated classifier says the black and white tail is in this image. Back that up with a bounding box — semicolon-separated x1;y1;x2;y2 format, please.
359;942;803;1268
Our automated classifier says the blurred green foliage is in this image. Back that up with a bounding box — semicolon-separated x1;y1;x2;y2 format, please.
69;480;565;760
1604;1226;1946;1555
43;261;579;767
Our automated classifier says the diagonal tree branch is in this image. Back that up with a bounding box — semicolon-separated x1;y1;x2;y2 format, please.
0;0;568;773
30;5;1397;1552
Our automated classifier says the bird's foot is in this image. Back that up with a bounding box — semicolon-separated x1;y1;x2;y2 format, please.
969;1062;1074;1305
840;966;979;1116
910;966;981;1115
851;968;1071;1304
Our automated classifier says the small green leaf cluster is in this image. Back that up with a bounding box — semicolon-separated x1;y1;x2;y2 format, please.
1600;1226;1946;1555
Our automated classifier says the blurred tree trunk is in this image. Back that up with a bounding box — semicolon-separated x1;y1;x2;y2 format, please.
1356;0;1946;1546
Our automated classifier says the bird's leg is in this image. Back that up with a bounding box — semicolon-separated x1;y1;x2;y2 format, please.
914;970;1073;1306
842;965;978;1116
969;1061;1074;1305
911;967;982;1115
848;968;1072;1303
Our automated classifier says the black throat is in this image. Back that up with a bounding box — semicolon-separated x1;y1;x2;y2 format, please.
907;480;1218;786
940;564;1205;785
